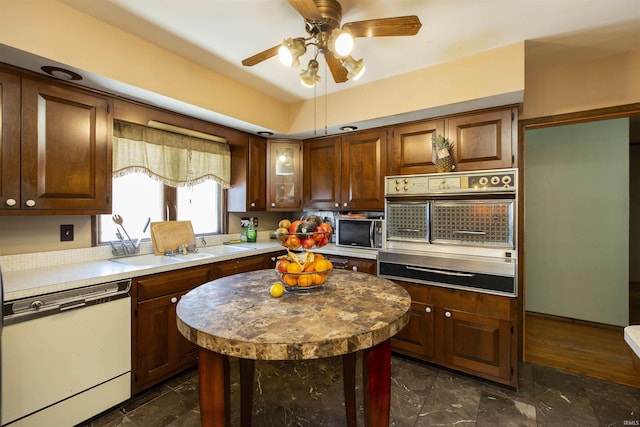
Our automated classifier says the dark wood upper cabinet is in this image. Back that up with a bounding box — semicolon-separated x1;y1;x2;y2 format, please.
0;70;21;211
340;129;387;210
267;140;302;211
390;120;445;175
304;130;387;211
303;136;342;210
447;107;517;171
389;106;518;175
0;75;113;215
228;135;267;212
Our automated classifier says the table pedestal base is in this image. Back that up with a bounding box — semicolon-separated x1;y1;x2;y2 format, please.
198;339;392;427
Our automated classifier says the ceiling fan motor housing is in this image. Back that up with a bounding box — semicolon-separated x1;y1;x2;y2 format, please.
307;0;342;32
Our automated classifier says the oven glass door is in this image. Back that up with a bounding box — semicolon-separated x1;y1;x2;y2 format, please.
431;200;514;248
385;201;429;242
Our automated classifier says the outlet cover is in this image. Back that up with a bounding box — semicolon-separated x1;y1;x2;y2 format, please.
60;224;74;241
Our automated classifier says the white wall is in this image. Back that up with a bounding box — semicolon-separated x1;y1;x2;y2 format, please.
524;118;629;326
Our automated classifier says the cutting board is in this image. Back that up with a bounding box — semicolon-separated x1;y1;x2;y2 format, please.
150;221;195;255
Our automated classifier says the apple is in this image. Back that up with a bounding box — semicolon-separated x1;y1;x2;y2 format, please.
302;237;315;249
289;220;302;234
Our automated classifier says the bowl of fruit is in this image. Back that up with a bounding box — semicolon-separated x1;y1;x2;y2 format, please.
275;250;333;291
275;215;333;250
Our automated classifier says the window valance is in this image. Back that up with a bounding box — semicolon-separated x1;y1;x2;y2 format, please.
113;120;231;188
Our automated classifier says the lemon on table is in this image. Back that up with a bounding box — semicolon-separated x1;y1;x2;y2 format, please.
269;283;285;298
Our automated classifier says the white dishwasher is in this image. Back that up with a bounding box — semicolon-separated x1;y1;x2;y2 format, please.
1;279;131;427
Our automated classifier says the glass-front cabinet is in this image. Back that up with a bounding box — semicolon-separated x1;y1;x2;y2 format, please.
267;140;302;211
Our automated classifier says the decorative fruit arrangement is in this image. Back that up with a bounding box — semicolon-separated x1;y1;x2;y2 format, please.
275;215;333;250
275;250;333;290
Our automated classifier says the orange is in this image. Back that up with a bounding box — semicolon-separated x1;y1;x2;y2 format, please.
283;274;298;286
298;274;314;287
312;273;326;285
314;253;325;261
303;261;316;272
314;259;331;272
287;263;302;274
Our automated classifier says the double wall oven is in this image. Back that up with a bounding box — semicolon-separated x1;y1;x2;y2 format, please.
379;168;517;297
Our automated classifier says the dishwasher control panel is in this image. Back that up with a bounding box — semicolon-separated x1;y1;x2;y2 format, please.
3;279;131;325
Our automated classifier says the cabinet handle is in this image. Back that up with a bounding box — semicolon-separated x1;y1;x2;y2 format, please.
334;203;339;208
343;202;348;207
271;202;276;207
352;266;357;271
425;307;432;313
444;311;452;318
170;297;178;304
5;198;17;207
25;199;36;207
250;202;256;207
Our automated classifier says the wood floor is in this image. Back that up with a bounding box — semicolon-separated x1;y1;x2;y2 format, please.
525;311;640;389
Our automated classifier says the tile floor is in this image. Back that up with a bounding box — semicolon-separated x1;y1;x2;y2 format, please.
80;354;640;427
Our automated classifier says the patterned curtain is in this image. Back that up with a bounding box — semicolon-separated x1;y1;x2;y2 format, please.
112;120;231;188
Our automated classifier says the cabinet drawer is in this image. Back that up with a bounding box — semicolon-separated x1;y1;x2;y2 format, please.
136;266;211;300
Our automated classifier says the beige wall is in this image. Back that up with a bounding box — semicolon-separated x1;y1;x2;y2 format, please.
522;48;640;119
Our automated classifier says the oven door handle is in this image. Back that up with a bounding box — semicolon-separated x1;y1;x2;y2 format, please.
393;228;423;233
452;230;487;236
406;266;475;277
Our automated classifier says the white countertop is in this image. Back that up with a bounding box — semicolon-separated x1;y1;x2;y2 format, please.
624;325;640;359
1;240;378;302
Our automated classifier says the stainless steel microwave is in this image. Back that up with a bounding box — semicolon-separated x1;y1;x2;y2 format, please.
336;218;384;249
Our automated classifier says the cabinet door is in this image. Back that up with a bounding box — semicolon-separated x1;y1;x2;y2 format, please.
20;78;112;212
440;308;512;383
340;130;387;210
0;71;21;211
213;254;269;278
390;120;445;175
136;291;190;389
391;300;435;359
446;108;515;171
303;137;342;210
267;140;302;211
133;266;210;392
247;136;267;210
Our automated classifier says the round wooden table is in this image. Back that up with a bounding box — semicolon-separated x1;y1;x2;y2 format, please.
176;269;411;427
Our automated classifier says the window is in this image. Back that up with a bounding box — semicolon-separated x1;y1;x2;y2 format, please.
101;120;231;244
99;173;223;243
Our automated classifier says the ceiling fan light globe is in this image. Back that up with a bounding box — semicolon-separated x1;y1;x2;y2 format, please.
341;55;365;81
334;31;353;57
279;38;306;67
300;59;320;87
278;43;294;67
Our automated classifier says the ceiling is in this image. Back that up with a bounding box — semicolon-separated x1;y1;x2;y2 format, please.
4;0;640;137
55;0;640;103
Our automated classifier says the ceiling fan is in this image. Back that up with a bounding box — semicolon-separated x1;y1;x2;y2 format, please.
241;0;422;87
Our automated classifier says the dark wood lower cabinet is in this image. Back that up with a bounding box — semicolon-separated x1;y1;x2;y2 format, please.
392;300;435;359
391;281;517;387
132;265;212;394
132;252;285;394
324;254;377;274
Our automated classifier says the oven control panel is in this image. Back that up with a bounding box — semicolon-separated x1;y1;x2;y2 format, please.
386;168;517;196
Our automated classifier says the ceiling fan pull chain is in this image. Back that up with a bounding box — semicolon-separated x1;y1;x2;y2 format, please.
324;60;328;135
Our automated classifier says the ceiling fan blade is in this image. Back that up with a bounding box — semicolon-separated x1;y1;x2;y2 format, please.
288;0;323;21
325;52;348;83
241;45;281;67
342;15;422;38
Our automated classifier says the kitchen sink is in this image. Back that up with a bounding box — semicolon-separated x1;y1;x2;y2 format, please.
110;254;185;267
198;245;253;256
